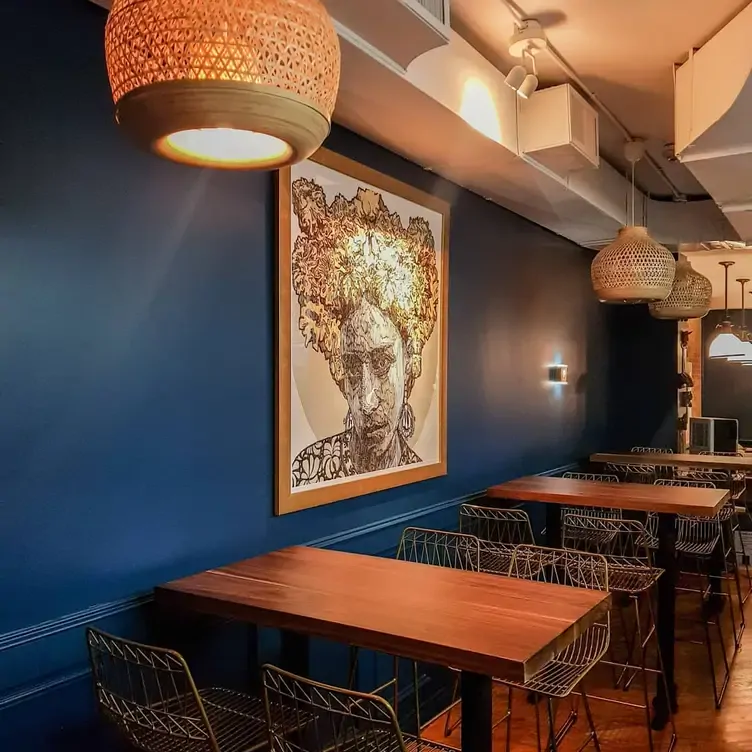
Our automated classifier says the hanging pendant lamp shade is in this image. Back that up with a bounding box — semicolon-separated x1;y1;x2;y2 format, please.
104;0;341;170
708;261;744;359
648;258;712;320
591;226;676;303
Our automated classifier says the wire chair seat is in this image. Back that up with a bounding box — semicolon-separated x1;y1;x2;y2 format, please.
503;622;611;698
262;665;457;752
562;472;620;483
120;689;270;752
478;542;514;575
607;564;662;594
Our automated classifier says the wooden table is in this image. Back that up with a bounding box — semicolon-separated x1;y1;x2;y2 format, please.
591;452;752;473
487;475;730;729
158;546;610;752
488;475;729;516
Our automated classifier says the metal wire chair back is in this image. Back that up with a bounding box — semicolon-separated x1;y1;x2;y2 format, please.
606;462;657;484
508;545;609;593
458;504;535;547
562;515;660;593
699;450;744;457
396;527;480;571
631;447;674;454
261;665;407;752
87;628;218;752
563;472;620;483
653;480;724;554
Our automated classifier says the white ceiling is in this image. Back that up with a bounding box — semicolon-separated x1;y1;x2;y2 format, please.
450;0;751;198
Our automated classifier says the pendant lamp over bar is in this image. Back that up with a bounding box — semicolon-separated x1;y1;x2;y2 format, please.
104;0;341;170
726;278;752;362
708;261;745;359
591;140;675;303
648;257;712;320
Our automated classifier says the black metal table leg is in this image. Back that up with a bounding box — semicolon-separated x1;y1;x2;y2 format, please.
461;671;492;752
545;502;562;549
281;629;310;676
653;511;678;730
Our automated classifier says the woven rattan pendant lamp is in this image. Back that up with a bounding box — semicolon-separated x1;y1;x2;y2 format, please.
708;261;745;359
648;257;712;320
104;0;341;170
591;141;675;303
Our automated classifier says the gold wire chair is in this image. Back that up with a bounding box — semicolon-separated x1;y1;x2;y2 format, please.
606;462;657;485
562;515;676;752
87;628;270;752
561;473;622;542
655;480;736;709
261;664;456;752
501;545;609;752
458;504;535;574
396;527;482;745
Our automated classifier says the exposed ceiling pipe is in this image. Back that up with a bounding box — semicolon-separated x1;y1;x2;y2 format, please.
496;0;708;203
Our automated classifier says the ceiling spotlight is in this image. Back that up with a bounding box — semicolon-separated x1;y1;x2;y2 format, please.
505;65;527;91
518;73;539;99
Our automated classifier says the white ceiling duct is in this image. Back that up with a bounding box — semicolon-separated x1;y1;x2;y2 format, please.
88;0;730;249
675;2;752;241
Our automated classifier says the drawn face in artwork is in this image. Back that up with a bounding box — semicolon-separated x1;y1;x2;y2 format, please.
341;298;406;464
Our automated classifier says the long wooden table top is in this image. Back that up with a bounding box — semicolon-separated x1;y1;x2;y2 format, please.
591;452;752;472
488;475;729;516
157;546;610;683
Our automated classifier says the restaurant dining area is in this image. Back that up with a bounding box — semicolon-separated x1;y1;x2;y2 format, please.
8;0;752;751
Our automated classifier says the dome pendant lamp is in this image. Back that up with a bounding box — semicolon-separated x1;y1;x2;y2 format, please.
104;0;341;170
708;261;745;359
648;257;712;320
591;140;675;303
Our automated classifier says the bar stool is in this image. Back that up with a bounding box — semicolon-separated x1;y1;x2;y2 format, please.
396;527;482;745
458;503;535;574
347;528;481;726
607;462;657;485
654;480;735;709
500;545;609;752
561;473;622;544
562;514;677;752
87;628;271;752
631;447;675;481
262;664;456;752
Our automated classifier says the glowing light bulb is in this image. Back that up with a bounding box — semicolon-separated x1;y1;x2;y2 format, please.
157;128;292;169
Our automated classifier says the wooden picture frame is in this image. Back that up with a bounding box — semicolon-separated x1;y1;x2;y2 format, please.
276;148;449;515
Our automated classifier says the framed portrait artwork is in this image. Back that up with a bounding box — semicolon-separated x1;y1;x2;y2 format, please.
276;149;449;515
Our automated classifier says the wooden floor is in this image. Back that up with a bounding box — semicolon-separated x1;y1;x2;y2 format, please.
423;576;752;751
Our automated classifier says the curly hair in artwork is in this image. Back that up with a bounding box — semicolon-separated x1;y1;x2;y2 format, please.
291;177;440;399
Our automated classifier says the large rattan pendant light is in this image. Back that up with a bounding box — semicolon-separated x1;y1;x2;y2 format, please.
104;0;341;170
708;261;745;359
591;140;675;303
648;257;712;320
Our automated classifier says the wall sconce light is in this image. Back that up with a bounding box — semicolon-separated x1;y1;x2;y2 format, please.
548;364;569;384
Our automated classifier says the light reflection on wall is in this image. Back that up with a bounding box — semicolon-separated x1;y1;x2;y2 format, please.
459;77;502;144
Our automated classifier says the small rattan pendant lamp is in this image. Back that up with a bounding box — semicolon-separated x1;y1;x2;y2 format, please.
104;0;341;170
591;141;676;303
648;257;712;320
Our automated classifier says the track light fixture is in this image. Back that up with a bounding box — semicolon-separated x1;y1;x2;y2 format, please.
504;65;527;91
518;73;539;99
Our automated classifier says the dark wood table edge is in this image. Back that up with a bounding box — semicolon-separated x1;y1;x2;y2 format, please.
156;579;611;684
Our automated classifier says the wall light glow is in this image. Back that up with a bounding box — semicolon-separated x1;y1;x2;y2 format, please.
459;77;502;144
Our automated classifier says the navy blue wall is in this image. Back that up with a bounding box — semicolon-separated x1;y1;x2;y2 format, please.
0;0;673;747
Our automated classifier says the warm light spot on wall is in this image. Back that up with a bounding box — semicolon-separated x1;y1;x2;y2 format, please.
459;78;502;144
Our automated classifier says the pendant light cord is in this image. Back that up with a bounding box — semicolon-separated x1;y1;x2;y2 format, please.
724;265;730;319
631;160;635;227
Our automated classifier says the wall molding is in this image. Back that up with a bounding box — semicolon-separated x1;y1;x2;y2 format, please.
0;459;580;711
0;593;153;653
